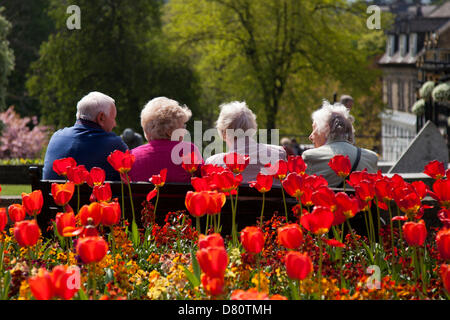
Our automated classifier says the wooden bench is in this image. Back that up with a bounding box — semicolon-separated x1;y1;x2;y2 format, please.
28;167;441;238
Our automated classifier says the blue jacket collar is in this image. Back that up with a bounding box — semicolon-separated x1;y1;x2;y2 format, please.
75;119;104;130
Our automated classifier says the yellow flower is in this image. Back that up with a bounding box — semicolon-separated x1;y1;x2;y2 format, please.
251;271;269;294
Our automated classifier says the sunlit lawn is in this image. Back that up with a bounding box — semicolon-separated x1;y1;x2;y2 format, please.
0;184;31;196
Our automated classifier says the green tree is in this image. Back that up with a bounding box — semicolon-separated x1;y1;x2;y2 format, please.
2;0;54;117
164;0;391;147
0;7;14;111
27;0;200;135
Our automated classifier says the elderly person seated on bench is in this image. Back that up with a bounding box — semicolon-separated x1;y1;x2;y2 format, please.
302;101;378;187
128;97;203;183
205;101;286;183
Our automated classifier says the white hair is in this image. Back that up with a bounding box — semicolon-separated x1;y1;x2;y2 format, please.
76;91;115;121
312;100;355;144
215;101;257;140
140;96;192;141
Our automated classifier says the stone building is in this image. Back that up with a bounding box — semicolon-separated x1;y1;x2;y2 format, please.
378;1;450;161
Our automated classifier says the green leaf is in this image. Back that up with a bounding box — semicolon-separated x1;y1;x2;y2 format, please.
1;271;11;300
183;266;200;288
77;288;88;300
131;219;140;247
361;241;375;265
191;248;201;281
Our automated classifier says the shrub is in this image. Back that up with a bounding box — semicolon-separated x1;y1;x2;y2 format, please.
419;81;435;101
432;82;450;104
0;106;50;159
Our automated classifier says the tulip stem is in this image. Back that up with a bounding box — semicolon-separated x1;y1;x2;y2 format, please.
205;215;209;235
120;180;125;227
230;193;237;246
259;193;266;229
318;238;323;300
125;174;136;223
418;247;427;294
257;253;261;292
196;217;201;234
280;185;288;222
153;188;160;217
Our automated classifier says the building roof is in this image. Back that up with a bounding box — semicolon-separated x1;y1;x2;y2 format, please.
428;1;450;18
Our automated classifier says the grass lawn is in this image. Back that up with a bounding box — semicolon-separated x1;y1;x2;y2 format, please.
0;184;31;196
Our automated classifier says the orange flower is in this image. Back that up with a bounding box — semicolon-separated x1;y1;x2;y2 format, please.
100;201;121;226
223;152;250;174
424;160;445;180
92;183;112;202
206;191;226;215
51;182;75;206
51;265;80;300
277;223;304;249
185;191;210;218
240;226;265;254
300;206;334;235
230;288;269;300
436;228;450;261
196;246;228;278
198;233;225;249
402;220;427;247
52;157;77;178
181;151;202;174
0;208;7;231
107;149;135;174
86;167;106;187
7;203;26;223
14;220;41;247
328;155;351;178
29;268;54;300
67;165;89;186
76;236;108;264
249;173;273;193
21;190;44;216
441;264;450;293
287;156;307;175
201;274;224;296
149;168;168;188
55;212;76;237
284;251;313;281
77;202;102;226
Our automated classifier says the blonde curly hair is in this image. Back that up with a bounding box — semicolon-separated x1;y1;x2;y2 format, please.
140;97;192;141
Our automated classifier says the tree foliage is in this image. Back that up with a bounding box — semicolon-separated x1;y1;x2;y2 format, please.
164;0;390;146
27;0;200;135
0;7;14;111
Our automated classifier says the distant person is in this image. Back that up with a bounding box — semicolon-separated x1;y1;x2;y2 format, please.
339;95;354;110
290;138;302;155
281;137;295;157
43;92;128;180
205;101;286;183
302;101;377;187
121;128;144;149
128;97;203;183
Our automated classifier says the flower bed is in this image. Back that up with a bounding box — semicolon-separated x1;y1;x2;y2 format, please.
0;153;449;300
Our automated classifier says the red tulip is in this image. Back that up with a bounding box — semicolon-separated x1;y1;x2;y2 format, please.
185;191;210;218
284;251;313;281
206;191;226;215
196;246;228;277
374;178;393;210
347;169;372;188
212;170;242;194
7;204;26;223
323;238;346;248
62;225;98;238
328;155;351;178
424;160;445;180
230;288;270;300
264;160;288;180
29;268;54;300
76;236;108;264
77;202;102;226
198;233;225;249
287;156;307;175
86;167;106;187
92;183;112;202
149;168;168;188
201;274;224;296
52;157;77;178
397;191;421;218
51;182;75;206
55;212;76;236
201;164;226;177
441;264;450;293
430;179;450;209
223;152;250;174
249;173;273;193
51;265;80;300
67;165;89;186
312;186;337;212
282;172;304;199
0;208;7;231
438;208;450;229
354;180;375;203
22;190;44;216
14;220;41;247
300;206;334;235
181;151;201;174
335;192;359;219
100;201;121;226
300;186;314;207
277;223;304;249
240;226;265;254
304;174;328;189
436;228;450;261
107;149;135;174
411;181;428;200
191;177;211;192
402;220;427;247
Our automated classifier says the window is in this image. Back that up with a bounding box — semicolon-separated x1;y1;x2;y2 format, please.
400;34;407;57
388;35;396;57
409;33;417;56
398;79;404;111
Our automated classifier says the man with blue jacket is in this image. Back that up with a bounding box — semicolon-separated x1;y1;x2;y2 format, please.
43;91;128;180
